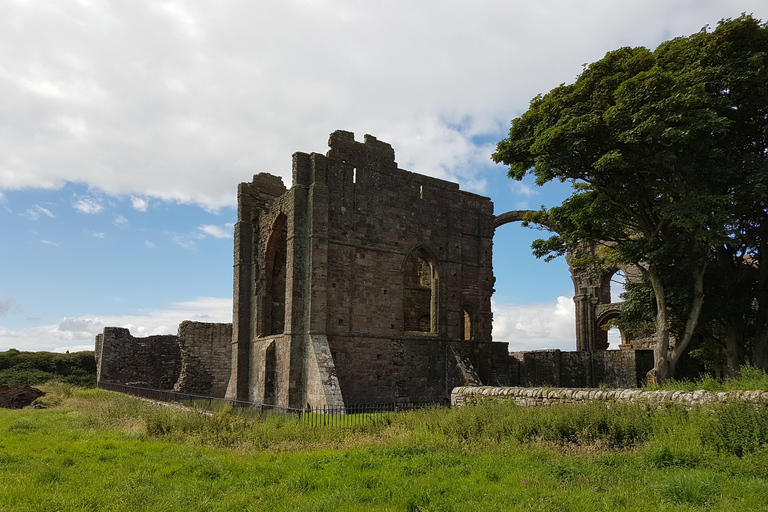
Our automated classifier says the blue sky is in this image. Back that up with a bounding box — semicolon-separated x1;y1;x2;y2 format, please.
2;0;767;353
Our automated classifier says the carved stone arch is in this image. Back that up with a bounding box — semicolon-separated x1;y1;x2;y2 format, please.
595;306;622;330
264;212;288;336
595;305;625;349
402;245;440;334
493;210;536;230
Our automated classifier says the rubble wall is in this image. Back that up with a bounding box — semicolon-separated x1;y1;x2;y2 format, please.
96;327;181;389
509;349;654;388
174;321;233;397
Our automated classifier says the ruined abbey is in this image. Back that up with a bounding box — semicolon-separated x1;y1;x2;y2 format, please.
96;131;654;408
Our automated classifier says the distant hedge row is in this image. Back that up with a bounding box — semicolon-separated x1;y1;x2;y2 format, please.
0;349;97;387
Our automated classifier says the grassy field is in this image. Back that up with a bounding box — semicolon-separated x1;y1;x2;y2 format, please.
2;383;768;511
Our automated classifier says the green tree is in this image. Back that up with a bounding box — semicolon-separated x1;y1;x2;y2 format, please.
493;15;768;380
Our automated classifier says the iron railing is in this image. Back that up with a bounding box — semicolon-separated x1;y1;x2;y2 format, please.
97;382;448;427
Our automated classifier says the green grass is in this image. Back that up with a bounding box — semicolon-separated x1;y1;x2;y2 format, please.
2;384;768;511
643;365;768;392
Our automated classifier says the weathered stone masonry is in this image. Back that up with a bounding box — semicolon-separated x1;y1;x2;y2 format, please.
95;130;657;406
95;322;232;396
226;130;508;408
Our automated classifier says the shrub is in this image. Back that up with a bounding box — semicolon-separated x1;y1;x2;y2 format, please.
701;401;768;456
0;350;96;387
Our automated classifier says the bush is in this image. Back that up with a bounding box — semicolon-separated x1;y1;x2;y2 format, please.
0;350;96;387
701;401;768;456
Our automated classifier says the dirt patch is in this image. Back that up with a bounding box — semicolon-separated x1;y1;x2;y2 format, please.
0;384;46;409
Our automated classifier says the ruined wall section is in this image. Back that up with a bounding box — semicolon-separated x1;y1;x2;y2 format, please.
319;131;495;344
96;327;181;389
509;349;654;388
174;321;232;397
227;131;506;407
227;173;287;401
297;131;498;404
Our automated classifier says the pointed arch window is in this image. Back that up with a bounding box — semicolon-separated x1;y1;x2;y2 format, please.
403;247;439;334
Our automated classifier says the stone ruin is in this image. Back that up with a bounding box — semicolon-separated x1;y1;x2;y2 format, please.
95;131;655;408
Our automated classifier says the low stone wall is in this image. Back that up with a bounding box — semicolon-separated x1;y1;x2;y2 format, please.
451;386;768;407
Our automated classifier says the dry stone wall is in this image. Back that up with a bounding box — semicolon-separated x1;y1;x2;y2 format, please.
452;385;768;407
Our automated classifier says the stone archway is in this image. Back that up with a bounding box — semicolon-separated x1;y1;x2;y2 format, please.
402;246;440;334
494;210;635;353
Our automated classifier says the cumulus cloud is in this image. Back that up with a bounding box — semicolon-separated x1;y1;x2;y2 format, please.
72;197;103;214
198;224;234;239
491;297;576;352
1;1;762;209
0;297;233;352
115;215;128;225
131;197;148;212
145;240;155;248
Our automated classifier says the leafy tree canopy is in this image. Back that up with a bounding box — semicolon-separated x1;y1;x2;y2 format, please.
493;15;768;380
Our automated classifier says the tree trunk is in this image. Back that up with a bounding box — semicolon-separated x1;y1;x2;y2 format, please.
669;264;707;372
647;263;707;383
647;271;671;383
754;233;768;371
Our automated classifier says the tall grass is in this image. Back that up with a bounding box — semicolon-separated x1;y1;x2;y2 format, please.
643;364;768;392
3;384;768;511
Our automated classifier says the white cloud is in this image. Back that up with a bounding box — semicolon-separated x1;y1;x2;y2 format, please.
73;197;103;214
131;197;148;212
145;240;155;248
115;215;128;225
0;1;762;209
26;205;55;220
511;182;538;197
491;296;576;352
0;295;19;316
40;240;61;247
92;231;105;238
0;297;233;352
172;235;197;250
198;223;234;239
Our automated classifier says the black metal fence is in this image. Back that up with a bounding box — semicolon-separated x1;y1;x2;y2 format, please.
97;382;448;427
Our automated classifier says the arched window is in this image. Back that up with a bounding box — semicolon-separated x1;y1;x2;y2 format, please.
263;340;277;404
265;214;287;335
463;308;473;341
403;248;438;333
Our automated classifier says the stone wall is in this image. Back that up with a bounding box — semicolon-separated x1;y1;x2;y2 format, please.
95;327;181;389
96;322;232;395
509;349;654;389
174;321;233;397
451;385;768;407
